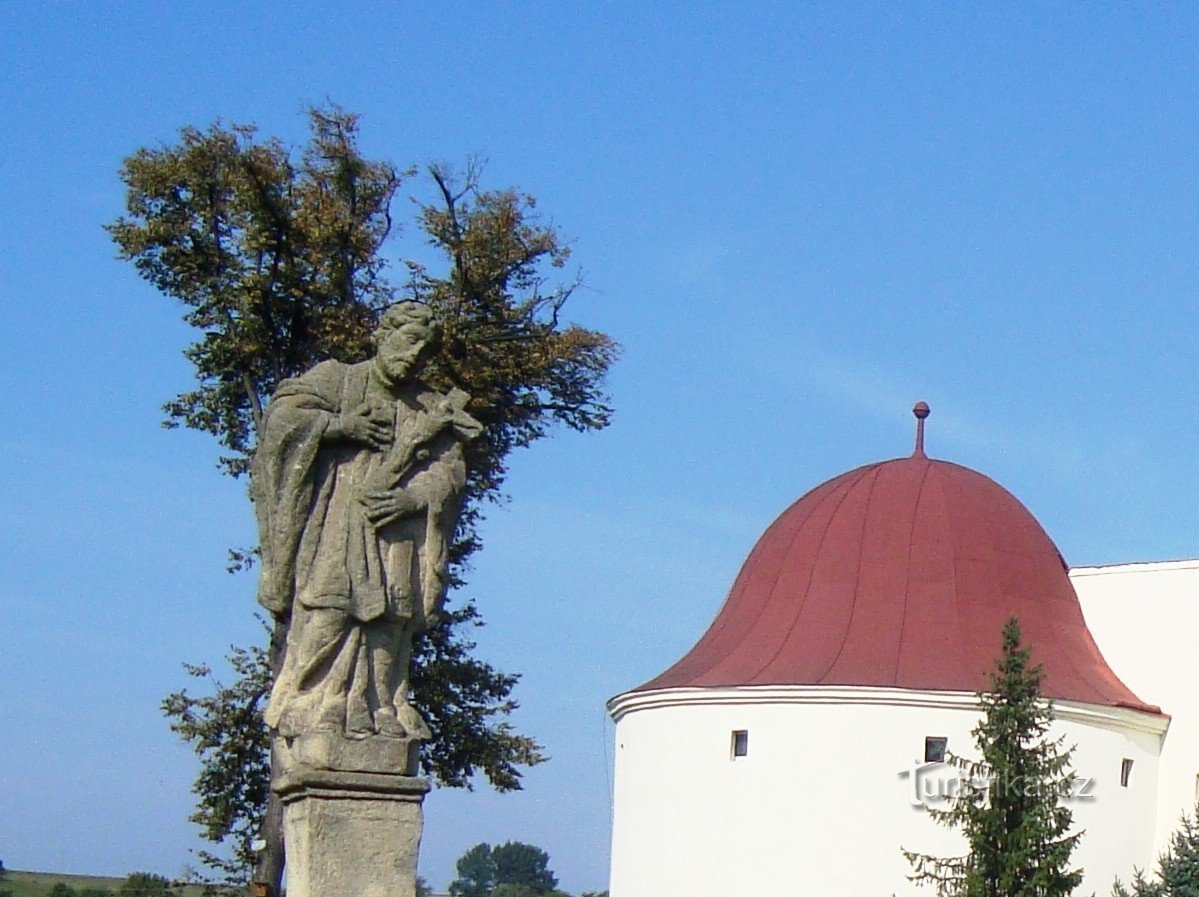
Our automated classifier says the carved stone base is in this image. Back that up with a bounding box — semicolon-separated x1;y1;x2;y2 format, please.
276;764;430;897
282;729;420;775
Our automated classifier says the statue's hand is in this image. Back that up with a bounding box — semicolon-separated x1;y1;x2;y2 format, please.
361;489;422;529
329;403;392;451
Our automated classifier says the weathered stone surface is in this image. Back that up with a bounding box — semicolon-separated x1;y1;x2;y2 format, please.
277;765;430;897
253;302;481;896
254;300;482;765
282;730;418;775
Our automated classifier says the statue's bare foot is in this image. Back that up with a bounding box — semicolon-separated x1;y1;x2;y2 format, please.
346;704;375;737
315;704;348;734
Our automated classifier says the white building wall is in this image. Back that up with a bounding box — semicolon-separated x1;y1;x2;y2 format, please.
1073;560;1199;859
609;687;1164;897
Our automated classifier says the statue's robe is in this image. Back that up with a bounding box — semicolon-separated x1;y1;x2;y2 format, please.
252;359;466;738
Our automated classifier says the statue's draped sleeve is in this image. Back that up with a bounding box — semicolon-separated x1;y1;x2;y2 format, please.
252;360;346;616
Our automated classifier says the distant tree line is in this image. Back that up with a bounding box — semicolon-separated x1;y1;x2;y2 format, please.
46;884;115;897
0;871;182;897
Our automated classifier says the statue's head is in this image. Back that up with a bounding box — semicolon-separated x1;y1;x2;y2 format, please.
372;302;441;386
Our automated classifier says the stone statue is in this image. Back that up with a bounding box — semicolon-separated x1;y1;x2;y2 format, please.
251;301;480;897
253;301;482;755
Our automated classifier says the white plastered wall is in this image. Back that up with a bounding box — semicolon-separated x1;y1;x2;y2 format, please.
608;687;1163;897
1072;560;1199;859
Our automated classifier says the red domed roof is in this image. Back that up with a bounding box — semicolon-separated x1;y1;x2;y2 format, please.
638;455;1158;714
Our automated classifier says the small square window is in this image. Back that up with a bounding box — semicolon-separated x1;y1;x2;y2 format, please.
731;729;749;758
1121;759;1134;788
925;737;948;763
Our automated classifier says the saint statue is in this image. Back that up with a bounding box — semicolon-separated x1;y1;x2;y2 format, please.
252;302;481;747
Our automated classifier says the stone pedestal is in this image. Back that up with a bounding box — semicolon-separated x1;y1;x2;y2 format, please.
276;734;429;897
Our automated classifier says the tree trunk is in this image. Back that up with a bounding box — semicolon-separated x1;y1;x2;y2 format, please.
252;617;289;895
252;777;285;895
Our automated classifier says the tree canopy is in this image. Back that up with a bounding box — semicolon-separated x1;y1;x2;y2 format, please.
449;842;565;897
450;842;497;897
1114;807;1199;897
490;842;559;893
109;105;616;888
44;886;111;897
904;618;1083;897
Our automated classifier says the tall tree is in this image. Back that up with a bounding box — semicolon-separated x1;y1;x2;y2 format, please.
448;842;561;897
490;842;558;894
160;643;272;882
1114;807;1199;897
109;106;616;891
904;618;1083;897
449;843;497;897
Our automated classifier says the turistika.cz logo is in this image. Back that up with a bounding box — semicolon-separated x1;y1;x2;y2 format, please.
899;756;1096;809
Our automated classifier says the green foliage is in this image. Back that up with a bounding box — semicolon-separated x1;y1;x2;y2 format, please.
450;843;496;897
490;886;541;897
0;871;131;897
108;106;616;557
904;618;1083;897
490;842;558;893
161;606;545;879
408;163;617;574
412;603;544;790
449;842;561;897
115;874;175;897
43;886;111;897
114;105;615;890
1113;807;1199;896
160;642;271;881
108;107;397;477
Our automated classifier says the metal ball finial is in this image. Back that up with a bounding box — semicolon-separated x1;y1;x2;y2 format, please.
912;401;930;457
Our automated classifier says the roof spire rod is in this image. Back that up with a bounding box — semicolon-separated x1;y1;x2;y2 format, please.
912;401;930;458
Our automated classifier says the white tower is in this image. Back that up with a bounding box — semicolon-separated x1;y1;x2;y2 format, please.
608;406;1167;897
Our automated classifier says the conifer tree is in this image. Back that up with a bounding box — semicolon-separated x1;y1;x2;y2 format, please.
904;617;1083;897
1113;807;1199;897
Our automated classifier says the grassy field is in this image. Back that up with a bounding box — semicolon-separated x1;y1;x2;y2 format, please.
2;871;211;897
4;871;122;897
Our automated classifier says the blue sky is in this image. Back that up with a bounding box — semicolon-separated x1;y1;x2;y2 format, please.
3;3;1199;892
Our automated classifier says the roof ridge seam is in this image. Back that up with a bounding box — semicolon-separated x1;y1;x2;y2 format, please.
647;466;872;689
748;464;881;683
700;476;843;645
936;468;967;684
893;459;933;683
813;464;883;682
